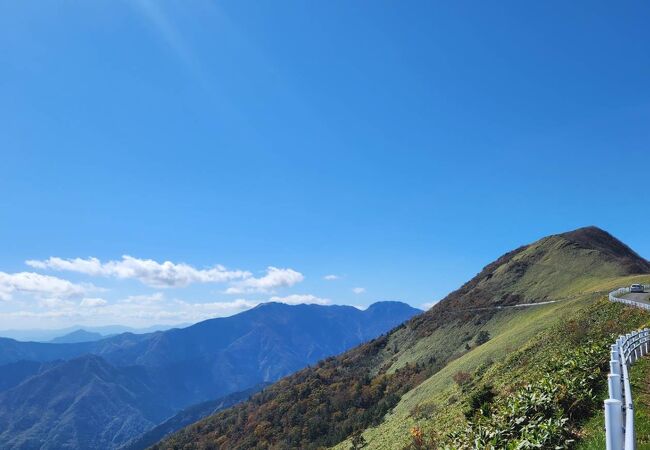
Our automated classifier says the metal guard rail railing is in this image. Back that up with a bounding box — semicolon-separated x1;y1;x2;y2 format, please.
605;284;650;450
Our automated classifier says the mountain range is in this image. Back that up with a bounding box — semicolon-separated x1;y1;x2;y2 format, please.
155;226;650;449
0;301;419;449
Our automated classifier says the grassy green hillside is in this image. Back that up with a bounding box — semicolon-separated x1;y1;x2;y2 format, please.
337;280;650;449
154;227;650;449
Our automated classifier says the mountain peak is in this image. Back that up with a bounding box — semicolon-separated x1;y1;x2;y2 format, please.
50;329;104;344
365;301;421;314
426;226;650;313
556;226;650;274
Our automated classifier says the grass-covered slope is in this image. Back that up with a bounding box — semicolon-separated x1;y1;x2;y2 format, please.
344;286;650;449
154;227;650;449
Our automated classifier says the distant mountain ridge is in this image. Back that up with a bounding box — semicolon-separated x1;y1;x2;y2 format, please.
0;324;187;343
0;301;420;449
50;329;105;343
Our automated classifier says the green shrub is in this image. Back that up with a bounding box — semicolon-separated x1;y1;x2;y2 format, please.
475;330;491;345
442;340;607;449
464;384;496;420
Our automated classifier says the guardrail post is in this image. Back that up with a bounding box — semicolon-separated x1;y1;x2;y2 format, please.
609;373;623;402
617;339;625;367
605;398;624;450
635;330;645;359
626;334;634;363
645;329;649;356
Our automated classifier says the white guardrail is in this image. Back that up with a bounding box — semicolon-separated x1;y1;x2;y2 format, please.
605;285;650;450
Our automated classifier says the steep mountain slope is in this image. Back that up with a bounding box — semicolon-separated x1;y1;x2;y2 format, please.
0;360;57;392
0;302;419;449
0;355;173;450
156;226;650;449
120;385;266;450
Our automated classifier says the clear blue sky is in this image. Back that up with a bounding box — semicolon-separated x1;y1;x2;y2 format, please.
1;1;649;328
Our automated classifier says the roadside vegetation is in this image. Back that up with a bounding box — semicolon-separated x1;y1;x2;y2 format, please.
577;345;650;450
403;299;650;449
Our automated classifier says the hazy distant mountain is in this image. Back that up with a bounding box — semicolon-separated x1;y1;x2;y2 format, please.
0;301;420;449
0;323;190;342
50;329;105;344
0;324;189;343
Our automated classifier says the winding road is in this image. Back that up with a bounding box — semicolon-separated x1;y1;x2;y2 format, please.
621;291;650;305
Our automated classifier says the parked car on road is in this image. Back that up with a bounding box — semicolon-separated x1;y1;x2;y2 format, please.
630;284;644;293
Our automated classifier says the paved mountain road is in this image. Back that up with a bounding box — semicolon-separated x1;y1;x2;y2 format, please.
622;291;650;305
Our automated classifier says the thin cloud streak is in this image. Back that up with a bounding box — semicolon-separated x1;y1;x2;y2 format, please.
130;0;219;96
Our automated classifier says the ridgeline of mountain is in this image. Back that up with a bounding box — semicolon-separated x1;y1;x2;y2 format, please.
0;301;419;449
429;226;650;311
156;226;650;449
49;329;105;344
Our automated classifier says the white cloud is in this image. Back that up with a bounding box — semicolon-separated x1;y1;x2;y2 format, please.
352;287;366;294
323;274;339;281
80;298;108;307
0;299;210;325
39;297;76;309
175;298;259;312
421;301;438;310
105;298;262;324
269;294;331;306
225;267;304;294
0;271;89;301
27;257;104;275
26;256;250;288
120;292;164;304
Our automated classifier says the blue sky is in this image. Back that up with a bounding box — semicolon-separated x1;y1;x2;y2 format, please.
1;1;649;328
